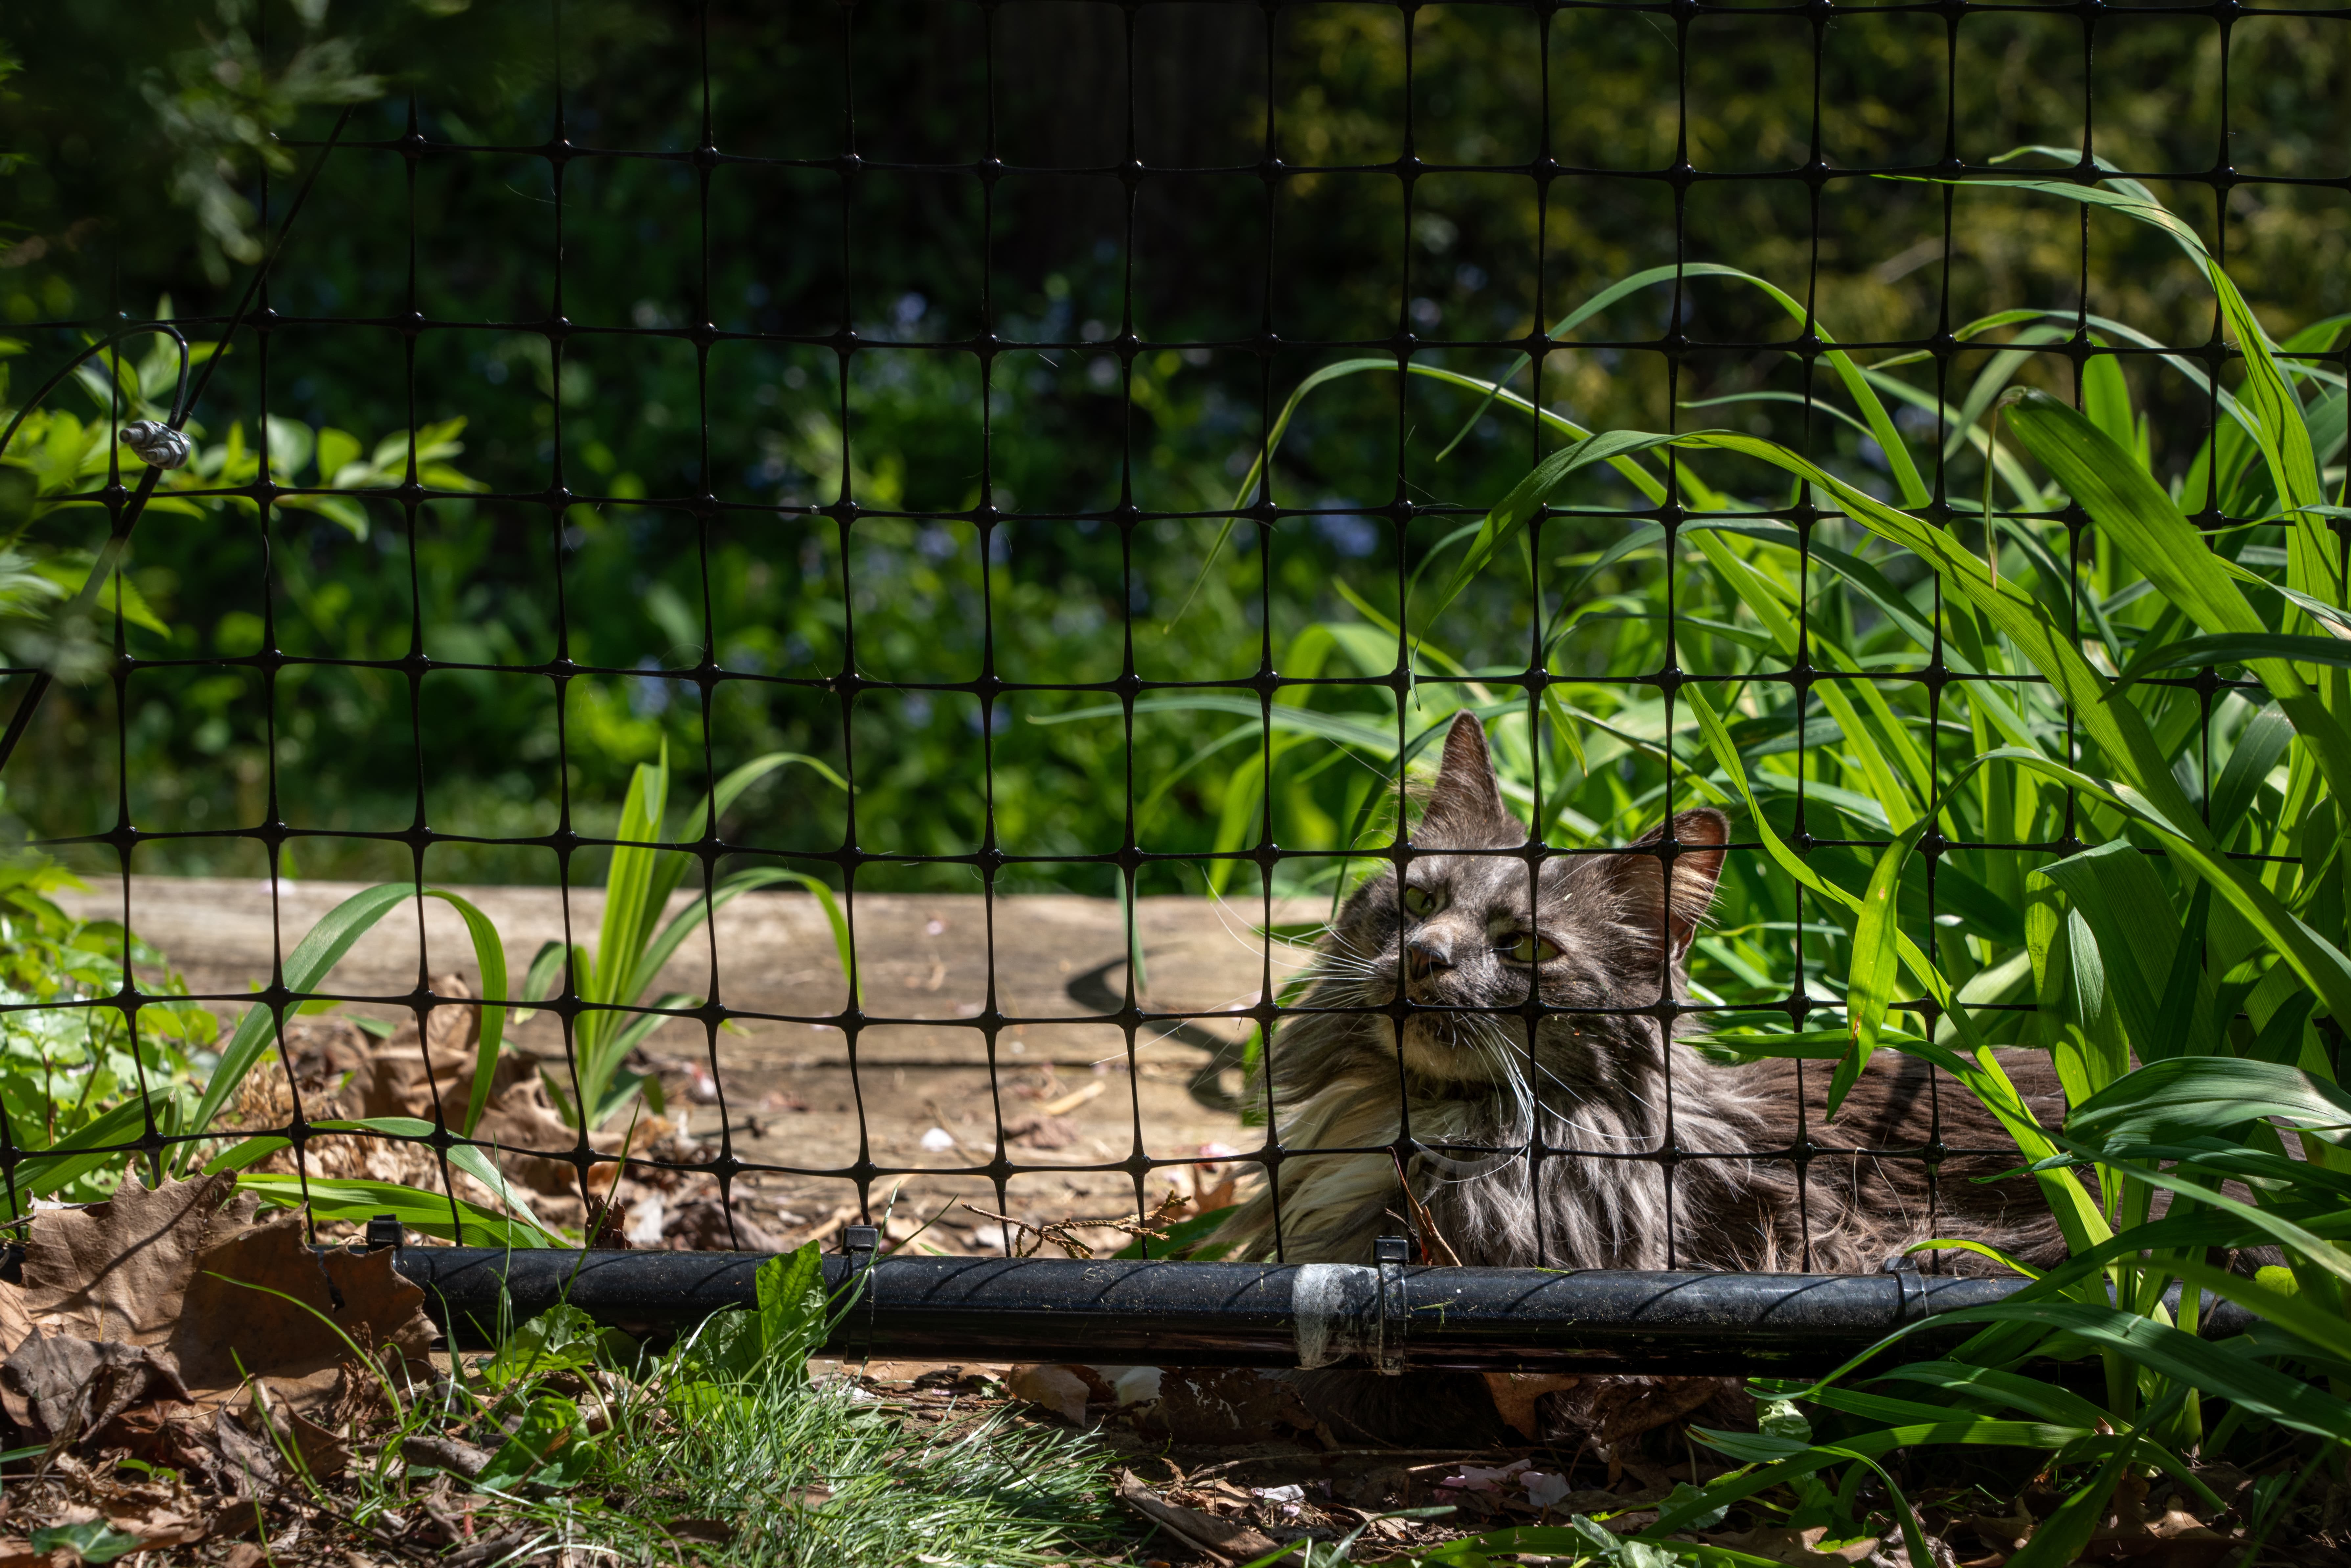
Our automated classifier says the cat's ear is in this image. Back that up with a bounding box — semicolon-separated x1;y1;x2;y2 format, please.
1599;808;1729;961
1420;712;1519;845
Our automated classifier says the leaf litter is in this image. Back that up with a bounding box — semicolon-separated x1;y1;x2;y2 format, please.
0;1172;2324;1566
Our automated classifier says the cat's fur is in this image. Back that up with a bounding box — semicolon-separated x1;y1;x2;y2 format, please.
1214;711;2066;1276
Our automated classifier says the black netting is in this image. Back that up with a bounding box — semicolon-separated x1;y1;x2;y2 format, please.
0;1;2340;1276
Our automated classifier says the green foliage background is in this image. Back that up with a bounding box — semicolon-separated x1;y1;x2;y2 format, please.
1;1;2346;902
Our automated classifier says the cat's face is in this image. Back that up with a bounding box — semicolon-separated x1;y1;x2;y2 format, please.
1322;712;1727;1088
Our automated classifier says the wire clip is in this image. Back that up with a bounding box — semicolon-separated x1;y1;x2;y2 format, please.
1373;1234;1410;1375
119;420;190;470
840;1222;881;1361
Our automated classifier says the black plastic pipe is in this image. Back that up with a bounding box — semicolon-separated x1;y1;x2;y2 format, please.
385;1242;2255;1374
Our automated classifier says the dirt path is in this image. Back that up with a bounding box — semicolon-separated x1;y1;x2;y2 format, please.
60;878;1336;1248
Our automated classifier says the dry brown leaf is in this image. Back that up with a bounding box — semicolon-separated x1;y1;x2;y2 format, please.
2146;1508;2224;1541
6;1171;434;1440
661;1198;780;1252
210;1408;288;1498
1965;1498;2038;1554
1115;1470;1281;1564
1542;1374;1732;1449
402;1434;496;1481
171;1211;434;1410
0;1283;33;1359
100;1503;208;1550
20;1172;254;1345
1705;1524;1885;1565
209;1500;262;1541
0;1540;63;1568
1006;1364;1101;1426
1480;1372;1583;1441
2086;1507;2238;1568
1128;1367;1327;1446
254;1401;353;1483
0;1336;189;1445
351;976;649;1204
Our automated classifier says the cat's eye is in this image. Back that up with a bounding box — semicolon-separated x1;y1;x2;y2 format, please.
1401;885;1438;918
1501;931;1560;965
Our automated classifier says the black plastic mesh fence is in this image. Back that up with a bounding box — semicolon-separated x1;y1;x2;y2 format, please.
0;1;2344;1275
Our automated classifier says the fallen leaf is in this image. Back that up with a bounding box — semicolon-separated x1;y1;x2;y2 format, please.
174;1212;434;1407
95;1503;206;1551
12;1173;435;1425
356;975;635;1201
1123;1366;1326;1445
1480;1372;1582;1440
401;1433;497;1481
1115;1470;1280;1564
98;1398;218;1473
2148;1509;2218;1539
0;1336;190;1446
1705;1524;1883;1565
250;1401;352;1483
663;1518;737;1544
0;1285;32;1360
208;1501;261;1541
1965;1498;2037;1553
208;1408;285;1498
20;1173;253;1346
2087;1507;2238;1568
660;1198;780;1253
1006;1364;1110;1426
221;1546;266;1568
209;1404;349;1496
0;1542;60;1568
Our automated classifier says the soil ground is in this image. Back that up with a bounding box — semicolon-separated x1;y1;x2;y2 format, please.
59;878;1331;1250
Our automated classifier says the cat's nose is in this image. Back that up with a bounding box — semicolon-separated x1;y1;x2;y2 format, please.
1405;936;1454;981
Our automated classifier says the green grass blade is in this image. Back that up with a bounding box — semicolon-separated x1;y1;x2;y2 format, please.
236;1172;552;1247
1923;174;2330;582
1906;1299;2351;1443
190;880;416;1135
2004;389;2351;798
726;867;860;1006
676;750;851;843
421;887;510;1137
593;759;667;1009
1419;430;1684;635
1830;821;1927;1120
14;1100;153;1198
2068;1056;2351;1146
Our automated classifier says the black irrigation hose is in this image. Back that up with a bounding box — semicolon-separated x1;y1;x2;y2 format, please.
389;1242;2257;1373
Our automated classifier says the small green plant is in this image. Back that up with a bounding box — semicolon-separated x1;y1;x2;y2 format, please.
515;745;855;1131
0;314;486;683
295;1244;1123;1566
0;842;217;1213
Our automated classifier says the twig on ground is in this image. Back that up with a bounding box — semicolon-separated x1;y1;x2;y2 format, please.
962;1192;1187;1259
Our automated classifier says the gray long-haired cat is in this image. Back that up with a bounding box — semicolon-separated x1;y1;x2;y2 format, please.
1214;711;2064;1277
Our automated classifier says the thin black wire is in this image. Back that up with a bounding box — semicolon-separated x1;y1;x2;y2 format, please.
0;1;2331;1270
